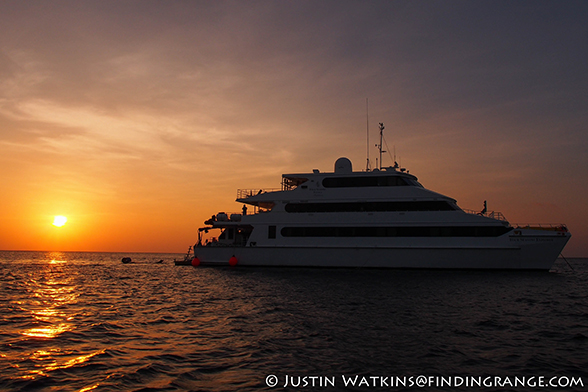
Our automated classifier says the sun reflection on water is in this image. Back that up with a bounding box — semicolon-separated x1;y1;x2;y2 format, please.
47;251;68;264
24;348;106;378
22;323;74;339
21;264;79;339
13;253;99;383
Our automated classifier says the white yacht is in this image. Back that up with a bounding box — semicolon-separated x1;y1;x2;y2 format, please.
191;155;570;270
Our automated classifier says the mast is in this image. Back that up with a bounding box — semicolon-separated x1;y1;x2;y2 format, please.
365;98;370;171
377;122;386;170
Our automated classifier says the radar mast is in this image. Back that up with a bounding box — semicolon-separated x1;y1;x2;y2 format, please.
376;122;386;170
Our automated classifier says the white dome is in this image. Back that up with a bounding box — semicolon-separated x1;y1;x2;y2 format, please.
334;157;352;173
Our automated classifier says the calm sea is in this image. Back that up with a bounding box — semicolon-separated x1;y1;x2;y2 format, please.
1;251;587;392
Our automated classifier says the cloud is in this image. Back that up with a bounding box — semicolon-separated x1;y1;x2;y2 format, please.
0;0;587;253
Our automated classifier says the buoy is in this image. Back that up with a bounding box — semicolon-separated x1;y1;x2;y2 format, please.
229;256;238;267
191;257;200;267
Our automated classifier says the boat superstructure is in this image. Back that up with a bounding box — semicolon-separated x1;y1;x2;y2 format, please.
190;157;570;270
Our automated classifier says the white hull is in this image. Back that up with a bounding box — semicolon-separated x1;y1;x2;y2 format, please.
193;231;570;270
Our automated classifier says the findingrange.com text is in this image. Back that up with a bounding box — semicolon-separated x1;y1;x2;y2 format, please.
265;374;585;389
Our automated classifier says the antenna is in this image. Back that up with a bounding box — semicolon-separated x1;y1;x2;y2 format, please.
377;122;386;169
393;145;398;168
365;98;370;171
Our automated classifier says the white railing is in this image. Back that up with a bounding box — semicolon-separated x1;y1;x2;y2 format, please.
463;209;508;222
236;188;281;199
464;209;568;232
511;223;568;232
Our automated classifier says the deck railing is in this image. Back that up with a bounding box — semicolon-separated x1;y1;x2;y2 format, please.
511;223;568;232
236;188;281;199
464;209;568;231
463;209;508;222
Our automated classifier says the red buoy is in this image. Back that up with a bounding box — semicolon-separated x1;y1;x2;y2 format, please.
191;257;200;267
229;256;238;267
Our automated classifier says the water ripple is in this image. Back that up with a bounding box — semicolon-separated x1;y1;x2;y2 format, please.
1;253;587;391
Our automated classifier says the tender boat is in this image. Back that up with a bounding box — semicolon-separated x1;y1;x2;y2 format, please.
174;246;194;265
189;133;570;269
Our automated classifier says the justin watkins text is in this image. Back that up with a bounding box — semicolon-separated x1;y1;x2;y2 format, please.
282;375;413;388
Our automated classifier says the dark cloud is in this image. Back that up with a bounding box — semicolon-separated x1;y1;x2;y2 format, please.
0;0;587;253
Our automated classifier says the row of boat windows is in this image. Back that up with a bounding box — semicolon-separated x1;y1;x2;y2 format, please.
277;226;512;238
284;201;458;213
322;176;420;188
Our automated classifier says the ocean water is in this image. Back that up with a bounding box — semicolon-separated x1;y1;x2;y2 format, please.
1;251;587;392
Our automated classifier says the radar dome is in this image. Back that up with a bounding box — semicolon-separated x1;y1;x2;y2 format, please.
334;157;352;173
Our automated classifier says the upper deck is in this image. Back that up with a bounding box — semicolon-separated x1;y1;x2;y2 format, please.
282;157;420;188
237;157;423;201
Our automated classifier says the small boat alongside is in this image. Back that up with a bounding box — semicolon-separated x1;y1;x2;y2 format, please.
174;246;194;265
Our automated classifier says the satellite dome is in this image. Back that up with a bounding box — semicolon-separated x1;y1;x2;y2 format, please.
334;157;352;173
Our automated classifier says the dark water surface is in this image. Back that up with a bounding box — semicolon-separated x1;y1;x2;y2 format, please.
1;251;587;391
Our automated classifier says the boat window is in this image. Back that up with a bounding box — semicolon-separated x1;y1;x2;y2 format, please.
322;175;410;188
219;228;234;240
407;179;424;187
282;177;308;191
268;225;276;239
285;201;458;213
281;226;512;237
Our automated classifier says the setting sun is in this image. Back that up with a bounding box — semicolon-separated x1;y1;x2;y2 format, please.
52;216;68;227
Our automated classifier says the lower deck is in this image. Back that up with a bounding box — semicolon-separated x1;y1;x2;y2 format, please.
193;228;570;270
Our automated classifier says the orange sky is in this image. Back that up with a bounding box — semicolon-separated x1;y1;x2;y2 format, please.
1;1;587;256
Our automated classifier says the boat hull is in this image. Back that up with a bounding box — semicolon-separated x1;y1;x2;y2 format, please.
192;230;570;270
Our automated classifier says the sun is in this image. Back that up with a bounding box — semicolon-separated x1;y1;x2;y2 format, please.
52;215;68;227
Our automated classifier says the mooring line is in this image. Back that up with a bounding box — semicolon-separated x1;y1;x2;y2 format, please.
560;253;574;271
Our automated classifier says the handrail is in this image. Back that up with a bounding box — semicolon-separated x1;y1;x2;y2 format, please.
463;209;508;222
512;223;568;232
237;188;281;199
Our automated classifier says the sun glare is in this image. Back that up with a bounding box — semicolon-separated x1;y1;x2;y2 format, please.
52;216;68;227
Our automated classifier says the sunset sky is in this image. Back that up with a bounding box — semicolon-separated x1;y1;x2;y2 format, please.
1;1;587;256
